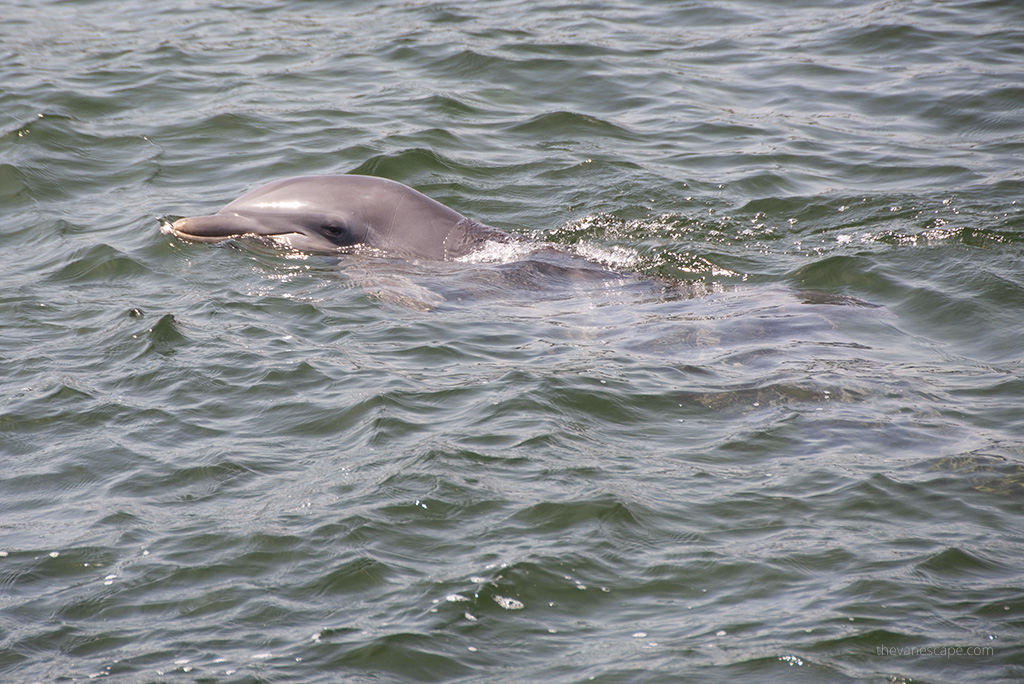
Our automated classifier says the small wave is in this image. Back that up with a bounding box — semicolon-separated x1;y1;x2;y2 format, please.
568;241;640;271
456;234;637;272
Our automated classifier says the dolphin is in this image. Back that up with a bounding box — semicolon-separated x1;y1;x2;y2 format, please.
164;175;514;260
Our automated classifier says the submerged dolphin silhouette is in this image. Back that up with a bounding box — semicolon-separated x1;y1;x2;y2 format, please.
164;175;513;260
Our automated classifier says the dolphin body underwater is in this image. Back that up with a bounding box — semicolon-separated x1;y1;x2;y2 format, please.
164;175;517;260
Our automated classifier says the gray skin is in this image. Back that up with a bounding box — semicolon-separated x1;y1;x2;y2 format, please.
165;175;512;260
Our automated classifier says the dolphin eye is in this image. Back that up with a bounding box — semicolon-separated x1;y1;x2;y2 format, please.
321;222;350;242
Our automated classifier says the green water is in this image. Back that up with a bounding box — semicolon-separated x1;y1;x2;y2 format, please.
2;1;1023;682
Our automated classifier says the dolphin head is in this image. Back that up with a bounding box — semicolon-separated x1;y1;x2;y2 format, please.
164;175;473;258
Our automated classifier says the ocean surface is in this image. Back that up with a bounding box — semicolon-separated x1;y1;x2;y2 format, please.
2;1;1023;682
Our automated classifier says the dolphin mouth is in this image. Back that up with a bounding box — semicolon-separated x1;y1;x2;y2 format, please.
164;214;268;243
163;215;341;253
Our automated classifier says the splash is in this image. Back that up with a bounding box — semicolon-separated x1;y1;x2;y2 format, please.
455;239;544;264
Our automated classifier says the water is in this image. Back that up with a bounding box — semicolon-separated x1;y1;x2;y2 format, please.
2;0;1023;682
